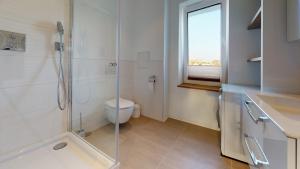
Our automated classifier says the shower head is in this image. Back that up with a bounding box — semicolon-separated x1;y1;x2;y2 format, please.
57;21;64;35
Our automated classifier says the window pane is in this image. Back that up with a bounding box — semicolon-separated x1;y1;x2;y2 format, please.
187;4;221;81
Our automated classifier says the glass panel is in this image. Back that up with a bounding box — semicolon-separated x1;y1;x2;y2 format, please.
187;4;221;81
71;0;118;164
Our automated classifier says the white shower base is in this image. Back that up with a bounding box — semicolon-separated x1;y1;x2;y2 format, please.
0;133;118;169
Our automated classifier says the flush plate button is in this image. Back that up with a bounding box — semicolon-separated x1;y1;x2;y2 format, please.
0;30;26;52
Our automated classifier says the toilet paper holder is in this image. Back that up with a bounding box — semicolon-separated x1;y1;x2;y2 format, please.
148;75;156;83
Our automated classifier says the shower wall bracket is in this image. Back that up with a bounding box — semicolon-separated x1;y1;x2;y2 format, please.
55;42;64;51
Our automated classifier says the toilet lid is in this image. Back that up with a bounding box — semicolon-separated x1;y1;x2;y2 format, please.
105;98;134;109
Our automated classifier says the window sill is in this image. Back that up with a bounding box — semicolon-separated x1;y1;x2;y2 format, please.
177;83;221;92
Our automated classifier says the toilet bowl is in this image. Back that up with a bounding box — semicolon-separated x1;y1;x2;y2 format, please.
105;98;135;124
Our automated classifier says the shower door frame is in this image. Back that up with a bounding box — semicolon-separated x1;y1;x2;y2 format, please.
67;0;120;166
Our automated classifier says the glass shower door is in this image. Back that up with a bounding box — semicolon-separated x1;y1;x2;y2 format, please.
70;0;119;164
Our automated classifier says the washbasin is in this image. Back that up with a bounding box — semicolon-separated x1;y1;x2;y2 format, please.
257;94;300;121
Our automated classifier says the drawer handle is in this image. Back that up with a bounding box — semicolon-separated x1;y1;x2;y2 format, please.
244;100;268;124
244;134;269;167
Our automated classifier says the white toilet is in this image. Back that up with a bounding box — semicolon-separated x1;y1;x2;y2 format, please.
105;98;135;124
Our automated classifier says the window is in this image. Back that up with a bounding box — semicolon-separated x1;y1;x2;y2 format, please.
179;0;222;88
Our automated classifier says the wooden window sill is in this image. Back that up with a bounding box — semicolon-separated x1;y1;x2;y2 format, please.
178;83;221;92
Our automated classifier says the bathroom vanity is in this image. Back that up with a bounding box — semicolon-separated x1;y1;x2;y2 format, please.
221;0;300;167
220;85;255;162
221;84;300;169
241;90;300;169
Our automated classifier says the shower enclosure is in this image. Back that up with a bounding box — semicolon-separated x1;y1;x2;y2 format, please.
69;0;120;166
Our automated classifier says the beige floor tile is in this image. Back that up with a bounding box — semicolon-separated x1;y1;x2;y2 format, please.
84;116;249;169
85;124;116;158
134;120;186;148
119;133;167;169
231;159;249;169
157;162;179;169
120;132;169;160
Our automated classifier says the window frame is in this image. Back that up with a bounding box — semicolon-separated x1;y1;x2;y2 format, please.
179;0;222;87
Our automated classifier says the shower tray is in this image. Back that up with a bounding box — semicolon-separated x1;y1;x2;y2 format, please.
0;133;118;169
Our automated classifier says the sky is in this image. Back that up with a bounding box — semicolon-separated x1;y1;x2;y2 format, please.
188;4;221;61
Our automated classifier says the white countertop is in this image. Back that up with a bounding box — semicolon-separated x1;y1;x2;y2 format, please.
222;84;259;94
222;84;300;138
245;90;300;139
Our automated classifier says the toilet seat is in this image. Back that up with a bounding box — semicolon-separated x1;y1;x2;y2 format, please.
105;98;135;124
105;98;134;109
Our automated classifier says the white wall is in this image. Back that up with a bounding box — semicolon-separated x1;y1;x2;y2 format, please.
0;0;69;155
119;0;136;101
72;0;117;132
262;0;300;94
168;0;219;130
120;0;165;121
121;0;222;128
227;0;261;86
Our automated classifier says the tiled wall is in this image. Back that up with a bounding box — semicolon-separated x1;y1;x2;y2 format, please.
119;60;135;100
133;59;164;120
71;0;117;132
0;0;69;155
119;0;165;121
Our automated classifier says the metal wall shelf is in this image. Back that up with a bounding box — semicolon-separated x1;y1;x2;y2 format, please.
248;7;261;30
247;56;262;62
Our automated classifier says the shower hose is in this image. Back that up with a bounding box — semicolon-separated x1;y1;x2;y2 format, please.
57;33;67;111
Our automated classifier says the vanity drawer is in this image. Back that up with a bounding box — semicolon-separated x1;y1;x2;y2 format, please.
241;95;297;169
243;134;269;169
241;95;268;168
241;96;265;145
262;118;296;169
